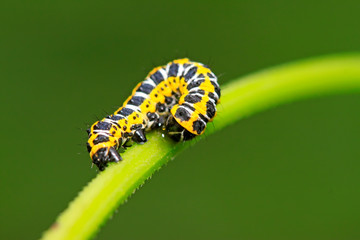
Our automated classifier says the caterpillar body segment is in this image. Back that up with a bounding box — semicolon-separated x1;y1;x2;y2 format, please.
87;58;220;170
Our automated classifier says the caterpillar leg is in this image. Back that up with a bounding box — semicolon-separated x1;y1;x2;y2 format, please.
132;129;147;144
122;139;133;149
152;115;166;129
165;115;196;141
146;112;167;129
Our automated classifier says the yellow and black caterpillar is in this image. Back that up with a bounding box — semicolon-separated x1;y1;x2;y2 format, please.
87;59;220;170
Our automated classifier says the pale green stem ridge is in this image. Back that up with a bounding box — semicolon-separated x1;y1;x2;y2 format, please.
41;53;360;240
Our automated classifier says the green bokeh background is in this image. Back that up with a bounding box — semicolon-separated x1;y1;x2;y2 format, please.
1;1;360;239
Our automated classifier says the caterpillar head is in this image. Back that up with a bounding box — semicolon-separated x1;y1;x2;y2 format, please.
90;146;122;171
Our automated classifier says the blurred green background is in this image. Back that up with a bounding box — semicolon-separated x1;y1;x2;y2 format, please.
1;0;360;239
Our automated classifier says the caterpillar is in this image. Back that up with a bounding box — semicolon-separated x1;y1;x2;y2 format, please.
86;58;220;170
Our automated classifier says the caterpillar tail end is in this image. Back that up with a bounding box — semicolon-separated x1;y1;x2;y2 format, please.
165;115;197;142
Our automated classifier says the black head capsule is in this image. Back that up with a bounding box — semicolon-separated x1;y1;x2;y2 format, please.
97;163;106;171
132;129;147;144
92;148;108;171
92;147;123;171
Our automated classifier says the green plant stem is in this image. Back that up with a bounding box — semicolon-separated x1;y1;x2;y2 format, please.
41;53;360;240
